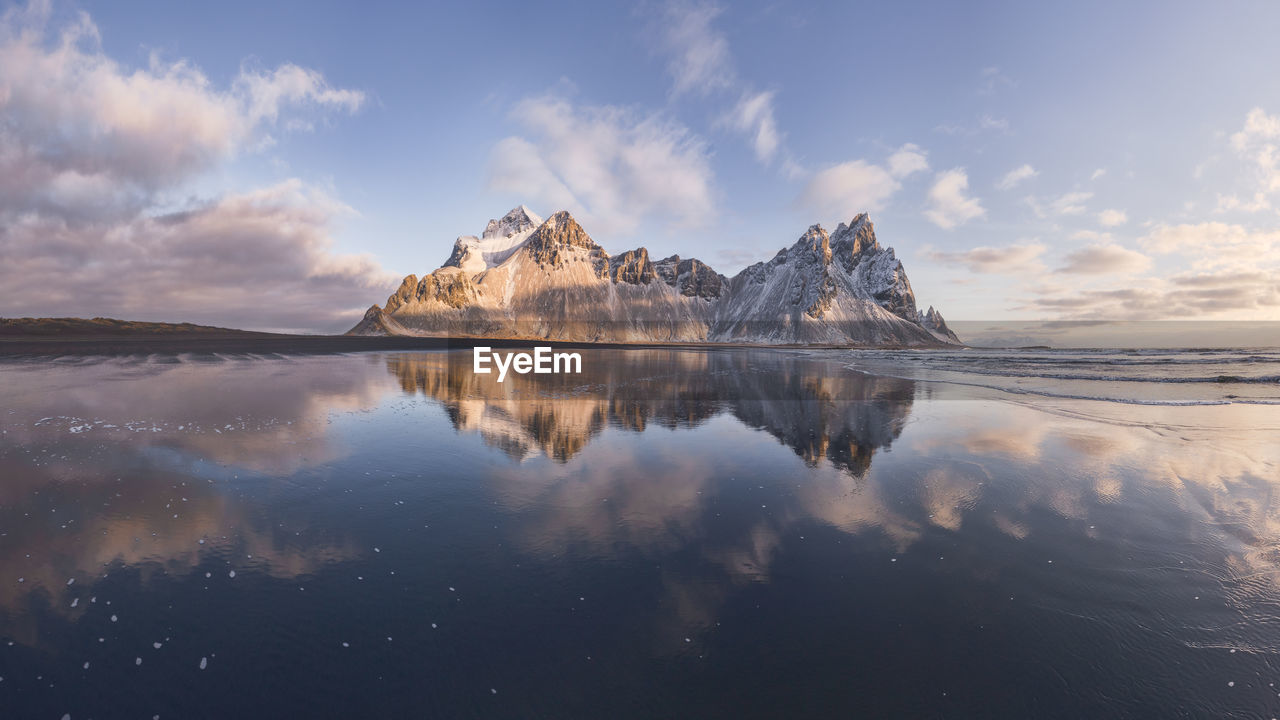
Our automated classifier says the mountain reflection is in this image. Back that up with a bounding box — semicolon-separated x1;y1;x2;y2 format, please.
385;348;916;474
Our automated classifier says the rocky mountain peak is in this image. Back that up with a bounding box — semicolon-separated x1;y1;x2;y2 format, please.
525;211;603;268
831;212;880;268
609;247;655;285
918;305;962;344
793;224;833;265
482;205;543;240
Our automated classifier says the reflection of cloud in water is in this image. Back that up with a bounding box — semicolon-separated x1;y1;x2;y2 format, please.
388;349;1280;650
0;353;392;474
0;354;390;643
388;349;923;641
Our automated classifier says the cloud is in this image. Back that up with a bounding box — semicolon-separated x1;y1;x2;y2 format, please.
488;94;715;235
1016;222;1280;319
1026;190;1093;218
887;143;929;179
653;2;795;173
1215;192;1270;213
1138;222;1280;268
925;169;985;229
1222;107;1280;211
0;1;386;332
0;3;363;205
1023;273;1280;319
1055;243;1151;275
1097;209;1128;227
799;160;899;221
978;66;1014;95
979;114;1010;133
654;0;735;97
1090;168;1107;181
924;242;1046;274
725;90;780;163
0;180;394;333
996;164;1037;191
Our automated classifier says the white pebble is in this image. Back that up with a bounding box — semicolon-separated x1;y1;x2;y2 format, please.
228;571;236;578
200;657;208;670
111;614;118;622
135;657;142;666
153;642;162;649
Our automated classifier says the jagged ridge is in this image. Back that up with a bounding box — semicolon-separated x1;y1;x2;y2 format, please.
349;206;961;346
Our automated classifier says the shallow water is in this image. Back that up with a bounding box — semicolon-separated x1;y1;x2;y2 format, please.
1;348;1279;718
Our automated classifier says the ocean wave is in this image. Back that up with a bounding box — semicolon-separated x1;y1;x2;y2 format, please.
842;366;1280;407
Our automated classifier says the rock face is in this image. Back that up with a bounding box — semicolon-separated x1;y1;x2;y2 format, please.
918;305;962;345
348;206;962;346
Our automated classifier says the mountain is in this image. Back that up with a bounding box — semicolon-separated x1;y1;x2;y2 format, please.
349;206;962;346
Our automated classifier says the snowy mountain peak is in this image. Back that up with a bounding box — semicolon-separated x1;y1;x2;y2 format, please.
351;208;961;346
793;224;833;264
831;213;879;263
482;205;543;240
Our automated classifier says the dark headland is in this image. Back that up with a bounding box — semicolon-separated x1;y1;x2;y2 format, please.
1;317;929;357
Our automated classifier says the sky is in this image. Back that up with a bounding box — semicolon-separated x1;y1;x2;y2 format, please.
1;0;1279;333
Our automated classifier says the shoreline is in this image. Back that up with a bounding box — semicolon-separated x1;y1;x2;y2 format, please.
0;334;962;357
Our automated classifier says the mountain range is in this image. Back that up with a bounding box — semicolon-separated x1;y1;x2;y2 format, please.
349;206;961;346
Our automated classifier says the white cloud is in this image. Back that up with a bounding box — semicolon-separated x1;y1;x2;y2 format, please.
979;114;1010;133
1050;191;1093;216
1139;222;1280;269
799;160;899;221
996;164;1037;191
0;180;395;333
488;95;715;235
887;143;929;179
0;4;363;203
1090;168;1107;181
925;242;1045;274
925;169;986;229
1097;209;1128;227
1222;107;1280;210
655;0;735;97
978;66;1014;96
725;90;780;163
653;2;794;173
1055;243;1150;275
1215;192;1271;213
0;1;386;333
1028;190;1092;218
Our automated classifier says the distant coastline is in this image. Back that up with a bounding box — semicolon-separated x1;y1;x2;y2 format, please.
0;317;958;356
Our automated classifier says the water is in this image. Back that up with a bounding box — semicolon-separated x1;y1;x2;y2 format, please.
844;347;1280;405
0;347;1278;718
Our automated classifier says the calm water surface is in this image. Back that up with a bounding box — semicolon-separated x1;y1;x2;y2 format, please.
1;348;1279;718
